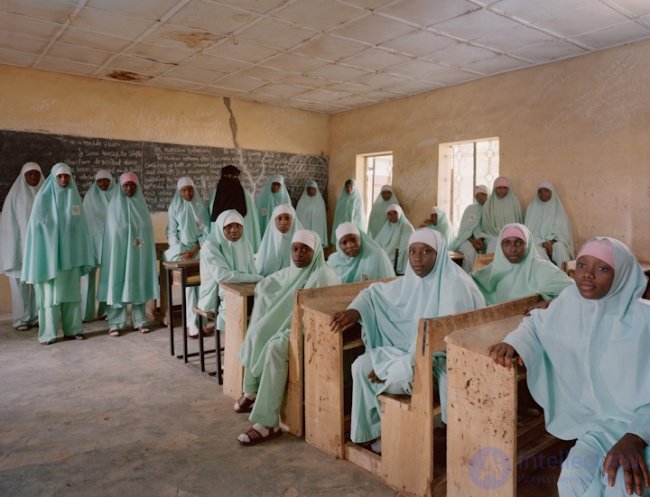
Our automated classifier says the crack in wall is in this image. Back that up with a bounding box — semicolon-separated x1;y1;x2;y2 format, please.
223;97;239;148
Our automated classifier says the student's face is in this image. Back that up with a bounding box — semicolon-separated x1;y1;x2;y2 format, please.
430;213;438;225
381;190;392;201
179;186;194;202
223;222;243;242
96;178;111;191
408;243;437;277
387;210;399;223
275;213;293;234
24;170;41;187
501;236;526;264
495;186;509;198
537;187;552;202
475;192;488;205
56;174;70;188
222;172;239;180
345;182;354;194
122;181;137;197
574;255;615;300
292;242;314;268
339;234;361;257
307;186;317;197
271;182;281;193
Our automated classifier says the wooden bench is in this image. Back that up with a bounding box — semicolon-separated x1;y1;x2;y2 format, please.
445;296;572;497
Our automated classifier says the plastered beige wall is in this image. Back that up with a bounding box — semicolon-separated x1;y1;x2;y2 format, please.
329;38;650;262
0;64;329;314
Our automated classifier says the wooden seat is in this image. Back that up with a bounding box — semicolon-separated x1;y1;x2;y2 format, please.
472;253;494;272
192;306;223;383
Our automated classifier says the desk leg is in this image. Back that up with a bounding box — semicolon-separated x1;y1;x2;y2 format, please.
181;269;189;364
166;268;175;357
223;294;246;400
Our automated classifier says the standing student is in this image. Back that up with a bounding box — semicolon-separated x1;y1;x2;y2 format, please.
328;222;395;283
368;185;399;239
331;179;366;245
419;206;453;245
22;163;94;344
210;164;261;252
525;180;575;268
255;204;302;277
489;237;650;497
98;172;158;336
451;185;488;272
472;223;573;305
256;174;291;236
164;177;210;337
374;204;414;275
235;231;340;445
0;162;43;331
330;229;484;453
295;180;328;246
81;169;115;321
479;176;524;253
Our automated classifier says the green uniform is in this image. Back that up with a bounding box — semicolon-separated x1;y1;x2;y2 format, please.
256;174;291;236
374;205;414;275
331;179;366;245
255;204;302;277
328;226;395;283
295;180;328;247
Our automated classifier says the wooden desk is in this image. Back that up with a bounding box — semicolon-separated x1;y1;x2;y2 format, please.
449;250;464;267
162;260;200;362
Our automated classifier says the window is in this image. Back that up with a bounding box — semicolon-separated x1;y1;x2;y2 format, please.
437;138;499;232
362;153;393;220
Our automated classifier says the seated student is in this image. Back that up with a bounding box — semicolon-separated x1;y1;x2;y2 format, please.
331;179;366;245
368;185;400;239
0;162;43;331
479;176;524;253
375;204;414;275
327;222;395;283
256;174;291;235
164;177;210;338
235;230;340;445
472;223;574;306
210;165;261;252
81;169;116;322
489;237;650;497
197;210;262;334
296;180;328;246
98;172;158;336
525;181;575;269
451;185;488;273
419;205;453;245
22;163;94;344
330;229;485;453
255;204;302;277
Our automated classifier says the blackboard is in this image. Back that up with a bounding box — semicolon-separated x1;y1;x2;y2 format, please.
0;130;328;212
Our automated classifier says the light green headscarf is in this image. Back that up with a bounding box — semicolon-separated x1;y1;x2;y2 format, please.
480;176;524;237
524;181;574;258
197;210;262;326
209;186;261;253
472;223;573;305
426;206;453;246
21;163;93;284
0;162;43;277
504;238;650;457
256;174;291;236
83;169;115;265
451;185;487;251
98;172;158;305
331;179;367;245
239;231;341;378
367;185;399;239
164;177;210;261
374;204;414;275
255;204;303;277
295;180;328;246
327;222;395;283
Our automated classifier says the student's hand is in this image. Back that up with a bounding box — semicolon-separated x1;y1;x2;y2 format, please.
523;300;551;316
603;433;649;496
487;342;523;370
543;241;554;257
419;219;431;228
330;309;360;333
368;370;385;384
179;251;192;261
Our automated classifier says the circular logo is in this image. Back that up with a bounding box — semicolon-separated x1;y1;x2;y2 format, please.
468;447;512;490
134;238;143;248
71;205;81;216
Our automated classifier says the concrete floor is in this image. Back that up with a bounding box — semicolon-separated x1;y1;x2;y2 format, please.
0;318;401;497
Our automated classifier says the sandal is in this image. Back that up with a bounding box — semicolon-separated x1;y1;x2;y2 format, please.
75;333;86;340
201;327;215;337
139;326;150;334
15;325;29;331
237;425;282;446
233;394;255;413
108;329;120;337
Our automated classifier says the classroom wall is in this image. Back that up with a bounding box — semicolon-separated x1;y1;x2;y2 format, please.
328;38;650;262
0;64;329;314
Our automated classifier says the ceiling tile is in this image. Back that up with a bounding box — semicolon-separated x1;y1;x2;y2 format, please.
0;30;49;54
351;71;405;88
210;74;265;91
127;42;197;65
3;0;78;24
47;41;113;66
387;59;451;80
142;24;224;50
108;54;175;76
427;43;497;65
431;9;523;41
0;11;61;40
377;0;480;27
294;34;368;61
237;65;285;82
278;73;328;88
204;38;279;63
340;47;411;70
87;0;180;22
145;76;201;91
183;53;251;72
338;0;394;9
0;46;38;66
58;27;131;52
382;78;440;93
570;20;650;49
420;67;477;85
250;83;309;97
609;0;650;17
263;52;328;72
214;0;290;15
37;56;99;76
473;24;563;52
297;88;350;102
273;0;363;30
71;7;153;40
465;54;528;73
328;13;414;45
168;1;258;35
379;29;458;56
326;81;371;93
308;63;370;81
508;38;587;62
237;18;316;50
161;64;223;84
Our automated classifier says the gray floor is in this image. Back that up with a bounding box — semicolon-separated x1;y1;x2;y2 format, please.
0;318;400;497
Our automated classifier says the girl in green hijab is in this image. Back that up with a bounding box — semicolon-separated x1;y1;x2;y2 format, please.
368;185;399;239
419;205;453;245
255;204;302;277
331;179;366;245
22;163;94;344
375;204;414;275
295;180;328;247
480;176;524;253
256;174;291;236
451;185;488;272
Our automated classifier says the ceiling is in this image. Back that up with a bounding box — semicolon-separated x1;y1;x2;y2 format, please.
2;0;650;114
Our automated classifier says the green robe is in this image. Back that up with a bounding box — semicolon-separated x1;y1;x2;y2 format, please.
295;181;328;246
255;174;292;236
331;179;366;245
367;189;400;239
164;188;210;261
426;208;453;246
210;187;260;252
255;204;302;277
327;230;395;283
374;209;414;275
479;184;524;247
